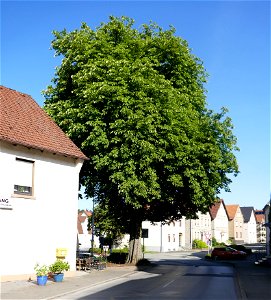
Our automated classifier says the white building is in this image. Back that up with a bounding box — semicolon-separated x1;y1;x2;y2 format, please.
255;210;266;243
185;212;212;248
0;86;87;281
142;218;186;252
240;207;257;244
77;210;100;251
209;199;229;243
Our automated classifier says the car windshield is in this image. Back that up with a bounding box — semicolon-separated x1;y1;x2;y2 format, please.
226;247;237;252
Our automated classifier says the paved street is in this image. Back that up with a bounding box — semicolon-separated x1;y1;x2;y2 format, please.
1;250;271;299
45;251;240;299
63;263;238;299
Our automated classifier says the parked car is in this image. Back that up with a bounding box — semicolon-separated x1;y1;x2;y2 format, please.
226;244;252;255
211;246;247;260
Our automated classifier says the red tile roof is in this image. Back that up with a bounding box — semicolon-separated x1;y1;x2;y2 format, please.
77;211;92;234
77;217;84;234
84;210;92;217
209;199;229;220
0;86;88;160
255;214;265;223
225;204;239;220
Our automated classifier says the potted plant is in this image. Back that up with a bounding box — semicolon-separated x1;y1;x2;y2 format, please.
49;260;70;282
34;264;49;286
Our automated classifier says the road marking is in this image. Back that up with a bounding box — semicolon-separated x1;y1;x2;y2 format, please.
163;279;175;288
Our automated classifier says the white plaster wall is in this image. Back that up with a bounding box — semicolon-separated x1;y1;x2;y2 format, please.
142;218;186;252
77;215;100;251
243;214;257;244
190;212;212;244
234;207;244;242
0;142;83;277
212;205;229;243
78;233;100;251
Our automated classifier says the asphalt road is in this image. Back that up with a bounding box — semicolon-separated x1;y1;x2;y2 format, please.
61;251;240;299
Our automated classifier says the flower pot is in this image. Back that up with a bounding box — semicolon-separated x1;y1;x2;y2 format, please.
53;273;64;282
37;275;48;286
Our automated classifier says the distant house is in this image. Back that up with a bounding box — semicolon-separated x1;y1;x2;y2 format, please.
209;199;229;243
240;207;257;244
185;212;212;248
255;210;266;243
77;210;100;251
0;86;87;280
77;210;91;251
226;204;244;244
142;218;186;252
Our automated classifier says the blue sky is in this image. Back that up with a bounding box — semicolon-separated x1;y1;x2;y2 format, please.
1;1;270;211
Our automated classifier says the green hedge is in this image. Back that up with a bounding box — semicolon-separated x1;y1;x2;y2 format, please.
107;252;128;264
192;239;208;249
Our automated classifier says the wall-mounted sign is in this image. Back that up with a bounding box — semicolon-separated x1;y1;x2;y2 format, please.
142;228;149;238
0;197;12;209
56;248;68;258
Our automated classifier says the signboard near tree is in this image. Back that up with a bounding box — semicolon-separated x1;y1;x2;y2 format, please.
142;229;148;238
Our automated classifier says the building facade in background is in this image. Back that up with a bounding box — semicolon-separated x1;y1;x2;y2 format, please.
226;204;244;243
209;199;229;243
255;210;266;243
240;207;257;244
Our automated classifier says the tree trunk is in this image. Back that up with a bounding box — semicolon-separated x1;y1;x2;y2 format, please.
126;220;142;264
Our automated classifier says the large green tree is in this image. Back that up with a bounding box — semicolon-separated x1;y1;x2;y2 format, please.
44;16;239;263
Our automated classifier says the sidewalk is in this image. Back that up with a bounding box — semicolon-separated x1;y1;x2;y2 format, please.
1;266;138;300
232;259;271;300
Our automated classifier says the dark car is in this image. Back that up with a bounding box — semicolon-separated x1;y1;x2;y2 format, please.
226;244;252;255
211;246;247;260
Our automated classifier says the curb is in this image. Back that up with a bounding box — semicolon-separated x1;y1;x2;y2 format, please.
233;265;247;300
45;269;138;299
225;261;248;300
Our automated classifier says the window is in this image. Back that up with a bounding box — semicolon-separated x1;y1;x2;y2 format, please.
236;232;238;238
179;233;182;246
14;158;34;196
168;234;170;242
173;234;175;242
179;220;182;227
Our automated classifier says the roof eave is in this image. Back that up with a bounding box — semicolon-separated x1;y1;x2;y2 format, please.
0;136;89;160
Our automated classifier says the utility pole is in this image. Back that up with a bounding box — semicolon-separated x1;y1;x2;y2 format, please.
91;199;94;257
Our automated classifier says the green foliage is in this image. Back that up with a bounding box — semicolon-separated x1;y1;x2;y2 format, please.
43;16;239;262
227;237;234;244
192;239;208;249
34;264;49;276
212;237;225;247
111;247;129;253
88;247;101;254
87;215;92;232
93;203;125;245
49;260;70;274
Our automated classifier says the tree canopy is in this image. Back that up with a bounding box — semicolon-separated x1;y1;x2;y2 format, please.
44;16;239;262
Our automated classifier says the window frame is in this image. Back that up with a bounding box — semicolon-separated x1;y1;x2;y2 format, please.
13;157;35;198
